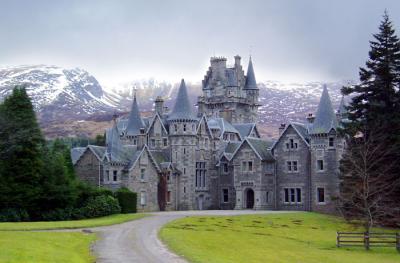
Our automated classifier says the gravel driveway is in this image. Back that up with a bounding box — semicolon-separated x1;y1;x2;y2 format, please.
91;210;291;263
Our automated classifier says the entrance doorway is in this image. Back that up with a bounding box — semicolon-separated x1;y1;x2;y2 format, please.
198;195;204;210
246;188;255;209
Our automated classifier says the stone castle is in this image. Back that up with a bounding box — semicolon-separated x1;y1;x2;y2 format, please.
72;55;347;213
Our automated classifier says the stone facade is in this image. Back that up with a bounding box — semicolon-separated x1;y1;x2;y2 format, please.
71;55;345;214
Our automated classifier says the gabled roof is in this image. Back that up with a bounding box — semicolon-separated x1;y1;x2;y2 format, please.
231;138;275;162
168;79;197;121
233;123;259;139
126;145;161;173
244;57;258;90
207;117;241;139
71;147;86;165
125;94;145;136
147;113;168;135
309;85;338;134
71;145;106;165
271;122;310;150
197;115;214;138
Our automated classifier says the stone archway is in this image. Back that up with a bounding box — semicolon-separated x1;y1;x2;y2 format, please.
245;188;255;209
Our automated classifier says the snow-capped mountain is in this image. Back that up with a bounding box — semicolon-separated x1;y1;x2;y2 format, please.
0;65;121;123
0;65;352;138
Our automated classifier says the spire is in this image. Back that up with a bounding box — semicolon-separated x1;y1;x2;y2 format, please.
106;119;123;161
168;79;196;121
125;92;145;136
337;96;347;115
310;85;338;134
244;57;258;90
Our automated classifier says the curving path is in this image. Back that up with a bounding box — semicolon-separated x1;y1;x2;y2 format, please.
90;210;291;263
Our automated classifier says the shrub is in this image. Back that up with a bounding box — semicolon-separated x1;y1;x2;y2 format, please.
115;188;137;213
0;208;29;222
80;195;121;218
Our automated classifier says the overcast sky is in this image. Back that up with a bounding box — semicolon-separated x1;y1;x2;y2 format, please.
0;0;399;85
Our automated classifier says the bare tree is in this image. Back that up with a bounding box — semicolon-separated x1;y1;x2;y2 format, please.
338;127;400;232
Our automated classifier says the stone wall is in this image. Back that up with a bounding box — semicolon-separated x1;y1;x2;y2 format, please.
274;125;311;211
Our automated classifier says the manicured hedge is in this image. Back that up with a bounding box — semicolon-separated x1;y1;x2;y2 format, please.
115;187;137;213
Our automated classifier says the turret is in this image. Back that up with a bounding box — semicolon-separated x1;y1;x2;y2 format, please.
309;85;338;135
124;92;146;148
168;79;198;210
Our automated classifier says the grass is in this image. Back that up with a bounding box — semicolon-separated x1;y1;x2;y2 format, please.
159;212;399;263
0;231;96;263
0;213;147;231
0;213;147;262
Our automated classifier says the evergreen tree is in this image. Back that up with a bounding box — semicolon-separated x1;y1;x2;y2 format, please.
0;87;46;214
340;11;400;227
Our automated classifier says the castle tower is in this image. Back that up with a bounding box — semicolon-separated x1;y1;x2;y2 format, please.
197;55;259;123
168;79;198;210
244;57;259;122
309;85;342;213
123;93;146;148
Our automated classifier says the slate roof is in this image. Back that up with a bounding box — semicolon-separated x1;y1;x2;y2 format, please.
246;138;275;161
233;123;257;138
217;141;241;162
106;121;126;162
309;85;338;134
207;118;240;139
125;94;145;136
244;57;258;90
168;79;197;121
71;147;86;165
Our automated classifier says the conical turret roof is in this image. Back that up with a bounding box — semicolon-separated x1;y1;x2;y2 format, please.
310;85;338;134
337;96;347;115
106;119;123;161
125;93;145;136
168;79;197;121
244;57;258;90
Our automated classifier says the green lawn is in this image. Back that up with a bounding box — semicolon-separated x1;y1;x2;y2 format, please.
0;231;96;263
159;212;399;263
0;213;147;231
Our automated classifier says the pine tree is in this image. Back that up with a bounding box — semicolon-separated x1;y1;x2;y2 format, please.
340;11;400;227
0;87;46;214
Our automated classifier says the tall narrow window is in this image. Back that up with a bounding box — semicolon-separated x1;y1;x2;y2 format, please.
293;161;298;171
266;191;270;203
248;161;253;172
223;189;229;203
140;168;145;181
167;191;171;203
284;188;289;203
329;137;334;147
317;188;325;203
106;170;110;182
174;124;178;132
140;192;146;206
113;170;118;182
183;124;187;132
196;162;206;188
223;163;228;173
296;188;302;203
317;160;324;171
290;188;295;202
287;161;292;171
163;138;168;147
